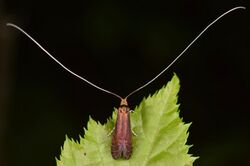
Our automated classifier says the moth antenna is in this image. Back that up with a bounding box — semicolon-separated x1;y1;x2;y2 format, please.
125;6;245;99
6;23;123;100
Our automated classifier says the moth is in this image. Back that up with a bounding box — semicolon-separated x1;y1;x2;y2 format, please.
111;98;132;159
6;6;245;159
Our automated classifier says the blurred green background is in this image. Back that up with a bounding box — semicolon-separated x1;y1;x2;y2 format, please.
0;0;249;166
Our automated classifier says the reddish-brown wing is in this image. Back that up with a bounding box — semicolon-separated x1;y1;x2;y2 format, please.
111;104;132;159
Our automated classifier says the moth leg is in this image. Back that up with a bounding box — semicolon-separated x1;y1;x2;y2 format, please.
129;110;137;136
132;129;137;136
107;127;115;136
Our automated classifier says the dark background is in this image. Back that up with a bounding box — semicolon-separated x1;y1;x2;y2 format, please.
0;0;249;166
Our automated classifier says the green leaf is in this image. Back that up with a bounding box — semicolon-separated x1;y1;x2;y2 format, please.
57;74;197;166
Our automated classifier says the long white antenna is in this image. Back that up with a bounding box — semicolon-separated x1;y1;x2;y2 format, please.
125;6;245;99
6;23;123;100
6;6;245;101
